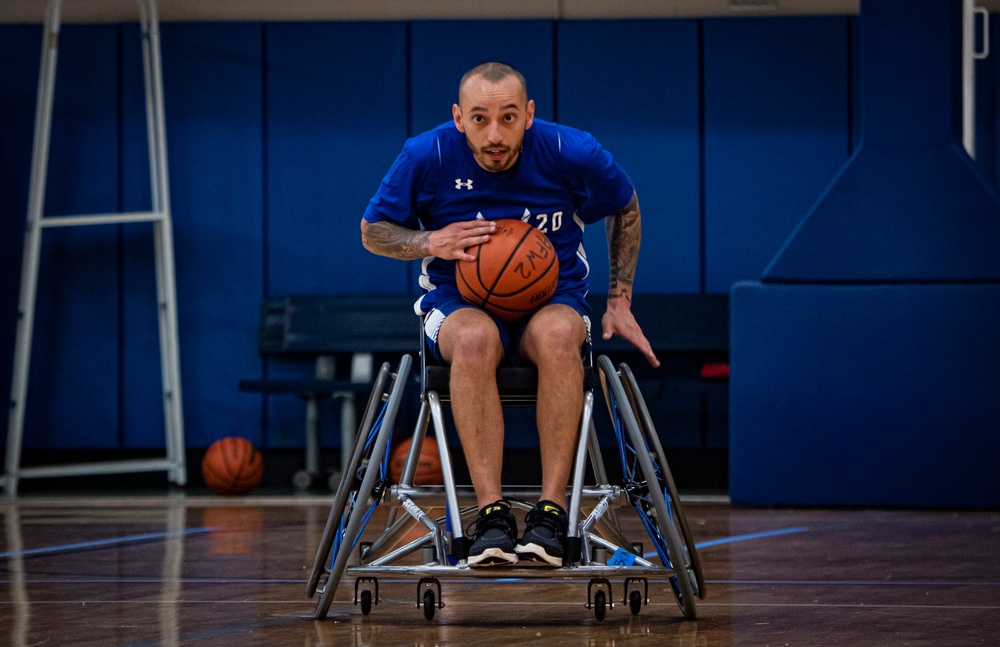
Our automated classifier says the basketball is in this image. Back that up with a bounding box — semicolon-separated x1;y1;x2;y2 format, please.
201;436;264;496
389;436;444;485
456;219;559;321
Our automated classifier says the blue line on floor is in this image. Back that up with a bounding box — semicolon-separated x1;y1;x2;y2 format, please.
0;527;216;560
695;526;809;549
643;526;809;559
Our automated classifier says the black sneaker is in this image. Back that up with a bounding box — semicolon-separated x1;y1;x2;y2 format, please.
467;500;518;567
515;500;568;566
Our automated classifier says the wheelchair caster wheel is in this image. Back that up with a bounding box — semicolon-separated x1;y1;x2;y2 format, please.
422;589;436;620
360;589;373;615
587;578;612;621
417;577;441;621
629;589;642;615
354;576;379;615
593;590;607;621
623;577;648;616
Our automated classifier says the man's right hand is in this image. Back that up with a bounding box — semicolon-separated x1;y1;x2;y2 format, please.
428;220;497;262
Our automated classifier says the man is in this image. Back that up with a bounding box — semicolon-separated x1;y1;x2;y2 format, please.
361;62;659;567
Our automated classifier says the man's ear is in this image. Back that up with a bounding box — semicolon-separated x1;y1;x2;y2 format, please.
452;104;465;132
525;99;535;130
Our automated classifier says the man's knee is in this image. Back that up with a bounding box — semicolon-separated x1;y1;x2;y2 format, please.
440;309;503;365
523;306;586;364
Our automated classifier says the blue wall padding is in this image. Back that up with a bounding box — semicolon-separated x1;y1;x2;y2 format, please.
119;24;166;448
151;23;266;448
0;26;41;447
729;281;1000;508
409;21;556;132
858;1;960;145
764;1;1000;283
702;17;851;293
23;26;122;448
764;143;1000;281
3;15;1000;454
558;20;702;295
730;1;1000;509
266;22;411;297
264;22;412;447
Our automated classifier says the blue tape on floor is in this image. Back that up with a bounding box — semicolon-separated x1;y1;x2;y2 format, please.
0;527;216;560
643;526;810;559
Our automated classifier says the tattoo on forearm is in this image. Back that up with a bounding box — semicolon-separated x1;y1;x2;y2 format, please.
363;221;431;261
607;192;641;303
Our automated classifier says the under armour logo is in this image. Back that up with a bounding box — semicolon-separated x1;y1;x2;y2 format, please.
455;178;473;190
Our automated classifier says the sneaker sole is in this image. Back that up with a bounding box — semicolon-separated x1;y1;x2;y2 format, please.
467;547;518;567
514;543;563;567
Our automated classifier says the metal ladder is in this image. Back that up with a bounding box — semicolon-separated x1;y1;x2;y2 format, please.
2;0;186;495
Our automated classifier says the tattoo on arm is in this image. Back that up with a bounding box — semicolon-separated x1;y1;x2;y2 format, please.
606;192;642;304
362;220;432;261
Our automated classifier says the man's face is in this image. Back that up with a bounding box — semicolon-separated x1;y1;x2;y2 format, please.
452;74;535;173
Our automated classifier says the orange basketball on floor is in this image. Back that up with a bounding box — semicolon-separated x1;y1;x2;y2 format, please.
202;437;263;496
456;219;559;321
389;436;444;485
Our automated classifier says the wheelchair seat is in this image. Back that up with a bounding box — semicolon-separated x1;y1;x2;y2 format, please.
423;361;597;400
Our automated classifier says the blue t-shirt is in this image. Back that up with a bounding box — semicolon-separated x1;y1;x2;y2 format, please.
363;118;634;315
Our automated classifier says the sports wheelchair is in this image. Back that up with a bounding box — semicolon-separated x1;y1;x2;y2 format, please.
305;328;705;622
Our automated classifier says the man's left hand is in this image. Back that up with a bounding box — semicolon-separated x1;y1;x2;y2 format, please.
601;297;660;368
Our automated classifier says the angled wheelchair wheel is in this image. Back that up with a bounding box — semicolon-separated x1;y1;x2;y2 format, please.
618;362;706;602
306;360;393;599
597;355;702;620
307;355;413;619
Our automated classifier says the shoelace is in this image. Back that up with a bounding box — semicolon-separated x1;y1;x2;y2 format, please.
524;506;566;538
467;502;515;539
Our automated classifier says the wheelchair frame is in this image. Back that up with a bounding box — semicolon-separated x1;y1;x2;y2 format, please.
306;348;705;622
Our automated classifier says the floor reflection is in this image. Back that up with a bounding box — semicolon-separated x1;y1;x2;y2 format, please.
1;497;998;647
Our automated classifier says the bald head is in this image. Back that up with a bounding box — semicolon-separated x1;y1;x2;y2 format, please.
458;62;528;103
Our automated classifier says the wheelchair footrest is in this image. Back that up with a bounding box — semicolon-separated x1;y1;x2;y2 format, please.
565;536;582;564
347;563;675;580
451;535;472;561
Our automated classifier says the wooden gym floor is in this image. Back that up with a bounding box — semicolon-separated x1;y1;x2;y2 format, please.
1;492;999;646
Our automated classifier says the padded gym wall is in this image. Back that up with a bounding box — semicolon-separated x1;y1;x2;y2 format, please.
729;1;1000;508
5;25;122;450
155;24;266;450
703;17;852;293
0;27;37;453
263;22;409;447
2;14;997;456
558;19;702;296
265;22;409;298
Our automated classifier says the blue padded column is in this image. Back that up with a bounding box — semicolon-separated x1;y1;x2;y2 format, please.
730;282;1000;507
704;17;851;293
764;1;1000;282
730;0;1000;507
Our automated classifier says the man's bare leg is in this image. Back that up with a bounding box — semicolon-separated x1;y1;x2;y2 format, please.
512;303;586;565
519;304;588;505
437;307;505;509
